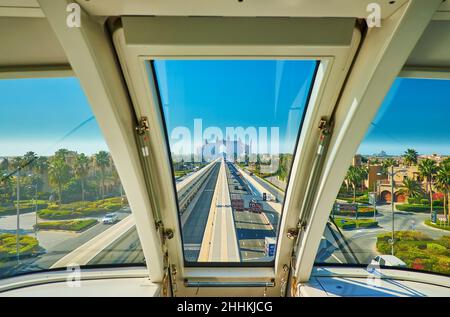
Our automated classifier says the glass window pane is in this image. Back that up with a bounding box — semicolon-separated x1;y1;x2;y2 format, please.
0;77;145;280
152;60;318;264
315;77;450;276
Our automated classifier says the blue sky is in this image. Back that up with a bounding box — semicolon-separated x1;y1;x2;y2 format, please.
0;77;107;156
0;68;449;158
153;60;317;154
358;77;450;155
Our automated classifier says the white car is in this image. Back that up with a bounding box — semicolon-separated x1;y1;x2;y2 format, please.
102;213;118;224
370;255;407;268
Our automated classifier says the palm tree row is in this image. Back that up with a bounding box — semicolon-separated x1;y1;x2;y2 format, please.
1;149;116;207
400;148;450;220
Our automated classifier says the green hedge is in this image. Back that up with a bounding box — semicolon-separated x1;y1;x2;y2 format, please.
38;197;123;220
396;204;444;213
333;207;377;217
0;202;48;216
0;234;40;261
38;208;108;220
35;219;98;232
334;218;378;230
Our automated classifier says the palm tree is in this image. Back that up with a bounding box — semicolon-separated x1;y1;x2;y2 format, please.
0;173;13;203
33;156;48;193
402;177;422;200
381;158;396;175
23;151;38;173
418;158;437;214
403;148;418;166
54;148;70;160
346;166;365;203
94;151;110;200
0;157;9;171
48;156;71;206
73;153;90;203
12;156;25;172
435;164;450;222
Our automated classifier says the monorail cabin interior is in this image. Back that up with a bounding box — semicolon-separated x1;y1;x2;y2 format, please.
0;0;449;298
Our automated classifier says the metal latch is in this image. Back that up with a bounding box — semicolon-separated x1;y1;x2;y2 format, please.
136;116;150;135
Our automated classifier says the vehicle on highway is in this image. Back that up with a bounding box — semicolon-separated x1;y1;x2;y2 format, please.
102;213;119;225
370;255;407;268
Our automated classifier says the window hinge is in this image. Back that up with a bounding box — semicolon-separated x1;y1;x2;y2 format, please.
287;227;299;240
318;117;331;133
135;116;150;135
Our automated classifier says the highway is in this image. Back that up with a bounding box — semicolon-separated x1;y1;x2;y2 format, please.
49;214;135;269
198;158;240;262
182;162;221;261
226;162;278;261
89;227;144;265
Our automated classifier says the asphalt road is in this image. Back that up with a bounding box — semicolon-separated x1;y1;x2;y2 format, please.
182;162;220;262
9;209;132;275
89;227;145;265
208;160;240;262
227;162;278;261
321;204;450;265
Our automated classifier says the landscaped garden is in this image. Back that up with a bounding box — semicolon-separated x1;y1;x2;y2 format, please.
0;234;40;265
333;217;378;230
332;206;377;217
376;231;450;275
37;197;122;220
35;219;98;232
0;200;48;216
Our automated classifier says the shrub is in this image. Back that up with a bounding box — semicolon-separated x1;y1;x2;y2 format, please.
433;200;444;207
358;220;378;228
420;199;429;205
0;234;40;260
37;198;122;220
36;219;97;232
333;218;378;229
407;197;421;204
396;204;443;213
426;243;447;255
376;231;450;274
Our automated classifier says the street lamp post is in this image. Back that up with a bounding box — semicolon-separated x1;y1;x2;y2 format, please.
27;182;38;237
387;166;407;256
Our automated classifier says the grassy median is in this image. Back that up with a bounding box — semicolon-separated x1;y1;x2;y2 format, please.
424;219;450;231
35;219;98;232
333;217;378;230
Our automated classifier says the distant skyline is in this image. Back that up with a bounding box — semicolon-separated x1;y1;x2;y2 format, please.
0;73;449;158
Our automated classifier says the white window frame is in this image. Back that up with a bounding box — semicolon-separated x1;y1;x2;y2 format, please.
112;16;361;296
